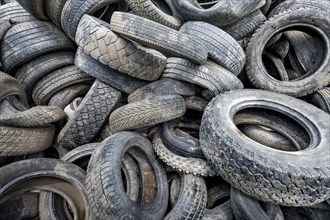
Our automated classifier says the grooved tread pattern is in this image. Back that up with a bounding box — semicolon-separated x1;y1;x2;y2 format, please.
109;95;186;133
58;80;121;148
0;125;55;156
44;0;67;27
0;2;38;23
110;12;207;64
76;14;166;81
311;87;330;113
32;65;94;105
16;0;48;20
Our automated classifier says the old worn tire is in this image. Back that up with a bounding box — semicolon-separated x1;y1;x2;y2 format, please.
309;87;330;113
200;89;330;206
86;131;168;219
0;2;38;24
180;21;245;75
58;80;122;148
109;95;186;133
246;8;330;97
110;12;208;64
74;47;146;93
44;0;67;27
0;21;76;74
16;0;48;20
32;66;94;105
76;14;167;81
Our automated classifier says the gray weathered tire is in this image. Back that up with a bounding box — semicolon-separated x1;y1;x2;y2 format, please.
309;87;330;113
0;2;38;24
110;12;208;64
76;14;167;81
44;0;67;27
200;89;330;206
58;80;122;149
109;95;186;133
16;0;48;20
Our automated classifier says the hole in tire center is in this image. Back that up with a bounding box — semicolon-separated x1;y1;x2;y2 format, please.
263;26;326;81
234;108;311;151
151;0;173;16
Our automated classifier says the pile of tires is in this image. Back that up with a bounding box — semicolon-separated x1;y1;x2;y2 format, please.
0;0;330;219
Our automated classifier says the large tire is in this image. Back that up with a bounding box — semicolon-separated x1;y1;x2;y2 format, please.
180;21;246;75
74;47;147;93
58;80;122;149
246;8;330;97
110;12;208;64
200;89;330;206
86;131;168;219
16;0;48;20
109;95;186;133
126;0;182;29
44;0;67;27
76;14;166;81
0;21;76;74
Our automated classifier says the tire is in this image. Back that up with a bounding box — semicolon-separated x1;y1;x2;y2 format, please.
0;71;28;107
109;95;186;133
86;131;168;219
76;14;167;81
246;8;330;97
171;0;264;27
0;20;11;42
163;58;243;98
0;2;38;24
222;10;266;41
282;206;330;220
231;187;284;220
110;12;208;64
152;131;218;177
0;21;76;74
165;173;207;220
74;47;147;93
32;66;94;105
0;125;55;156
15;51;75;98
267;38;290;60
0;158;91;220
126;0;182;29
309;87;330;113
0;105;66;127
162;119;203;158
48;84;91;109
61;0;126;40
200;89;330;206
184;96;208;113
44;0;67;27
16;0;48;20
58;80;122;149
127;78;195;103
263;51;289;81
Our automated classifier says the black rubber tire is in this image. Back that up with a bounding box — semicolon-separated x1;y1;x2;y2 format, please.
231;187;284;220
152;131;218;177
267;38;290;60
74;47;147;94
15;51;75;98
179;21;245;75
184;96;208;113
109;95;186;133
0;21;76;74
110;12;208;64
32;66;94;105
165;173;207;220
76;14;167;81
222;10;266;41
282;206;330;220
58;80;122;149
126;0;182;29
16;0;48;20
171;0;264;27
309;87;330;113
0;71;28;107
162;119;203;158
61;0;126;40
200;89;330;206
246;8;330;97
163;58;243;98
48;84;90;109
0;2;38;24
44;0;67;27
0;158;91;220
0;105;66;127
127;78;195;103
86;131;168;219
0;125;55;156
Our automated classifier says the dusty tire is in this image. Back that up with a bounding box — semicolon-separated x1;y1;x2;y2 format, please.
109;95;186;133
0;2;38;24
200;89;330;206
16;0;48;20
44;0;67;27
110;12;208;64
309;87;330;113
